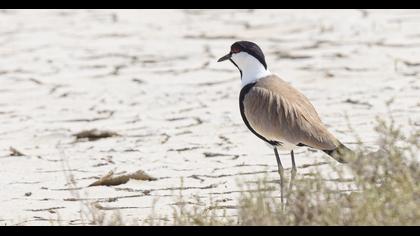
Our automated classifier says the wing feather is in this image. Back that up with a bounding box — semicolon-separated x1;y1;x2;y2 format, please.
242;75;338;150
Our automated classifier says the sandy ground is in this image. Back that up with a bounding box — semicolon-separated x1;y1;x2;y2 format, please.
0;9;419;225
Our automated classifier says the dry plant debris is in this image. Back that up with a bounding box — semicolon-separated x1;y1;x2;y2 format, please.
73;129;120;141
88;170;157;187
9;146;25;156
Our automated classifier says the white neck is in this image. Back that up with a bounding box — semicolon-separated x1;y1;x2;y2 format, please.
231;52;272;87
241;66;271;87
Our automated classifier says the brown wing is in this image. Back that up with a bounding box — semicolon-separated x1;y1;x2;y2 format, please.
242;75;339;150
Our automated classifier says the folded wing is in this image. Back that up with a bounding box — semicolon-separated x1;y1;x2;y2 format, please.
242;75;339;150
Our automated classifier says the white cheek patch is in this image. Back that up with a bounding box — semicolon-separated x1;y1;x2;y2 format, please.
231;52;251;67
230;52;271;87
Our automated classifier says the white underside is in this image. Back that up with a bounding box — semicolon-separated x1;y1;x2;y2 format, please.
268;140;296;151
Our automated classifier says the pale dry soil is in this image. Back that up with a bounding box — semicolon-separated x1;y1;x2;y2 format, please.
0;9;419;225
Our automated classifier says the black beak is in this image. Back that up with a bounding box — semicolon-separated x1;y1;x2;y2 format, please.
217;53;231;62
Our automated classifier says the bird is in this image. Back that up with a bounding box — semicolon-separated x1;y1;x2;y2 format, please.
217;41;355;204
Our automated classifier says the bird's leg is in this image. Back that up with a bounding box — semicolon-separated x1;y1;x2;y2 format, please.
274;148;284;208
289;150;297;192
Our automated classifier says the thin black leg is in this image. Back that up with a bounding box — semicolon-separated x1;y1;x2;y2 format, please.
289;150;297;193
291;150;297;174
274;148;284;207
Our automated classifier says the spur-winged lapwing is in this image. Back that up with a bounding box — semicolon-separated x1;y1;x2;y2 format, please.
218;41;354;203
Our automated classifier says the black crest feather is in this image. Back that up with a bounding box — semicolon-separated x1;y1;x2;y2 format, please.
231;41;267;69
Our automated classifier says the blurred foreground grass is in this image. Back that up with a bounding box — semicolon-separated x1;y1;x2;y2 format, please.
62;115;419;226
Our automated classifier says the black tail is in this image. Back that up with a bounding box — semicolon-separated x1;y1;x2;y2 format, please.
323;142;356;163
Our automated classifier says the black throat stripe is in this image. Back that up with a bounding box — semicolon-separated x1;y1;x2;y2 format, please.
229;59;242;78
239;83;280;146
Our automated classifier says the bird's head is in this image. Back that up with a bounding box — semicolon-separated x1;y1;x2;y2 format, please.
217;41;269;84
